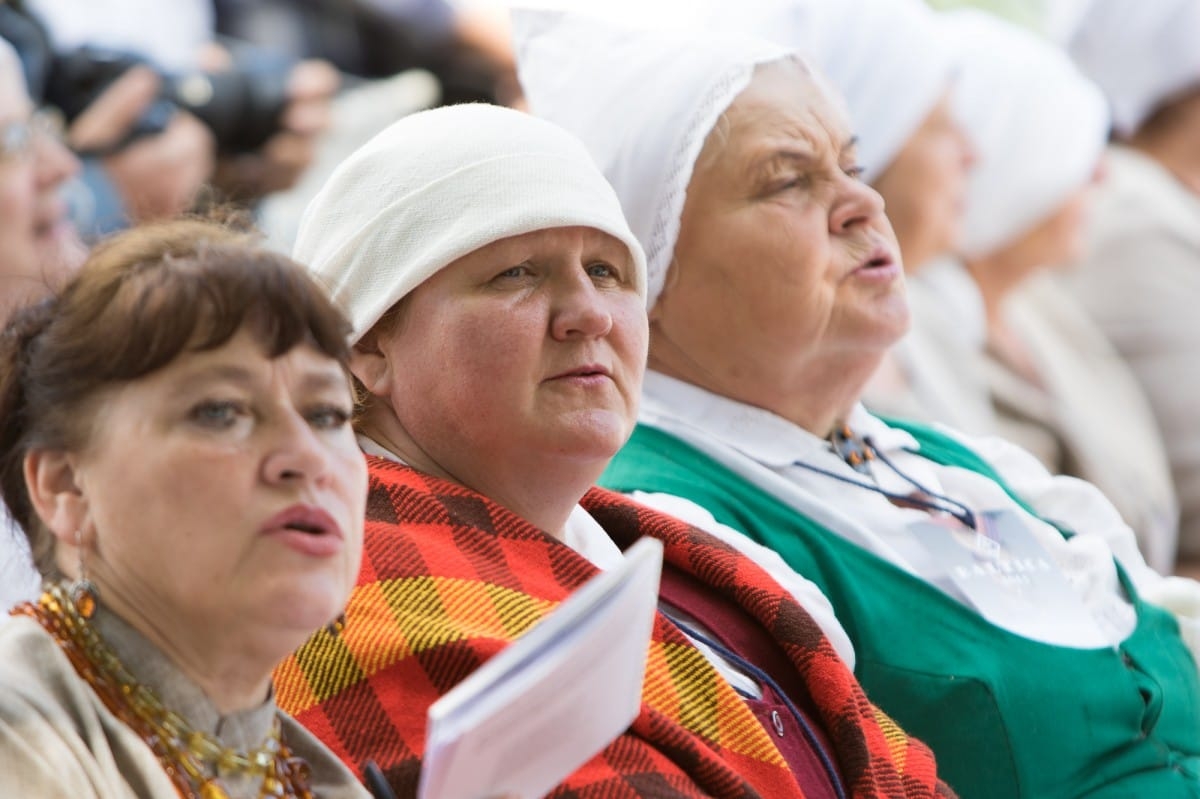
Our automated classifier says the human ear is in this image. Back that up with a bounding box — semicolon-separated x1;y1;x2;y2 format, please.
349;329;394;400
23;449;89;547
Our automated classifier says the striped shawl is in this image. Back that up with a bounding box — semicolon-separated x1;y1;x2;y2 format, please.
275;457;952;799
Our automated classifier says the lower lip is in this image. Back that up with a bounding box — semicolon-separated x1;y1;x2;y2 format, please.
850;261;902;283
550;374;612;388
264;529;343;557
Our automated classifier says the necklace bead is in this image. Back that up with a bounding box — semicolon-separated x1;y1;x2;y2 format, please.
14;585;315;799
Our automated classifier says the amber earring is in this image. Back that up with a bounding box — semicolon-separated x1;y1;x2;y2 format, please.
70;529;99;619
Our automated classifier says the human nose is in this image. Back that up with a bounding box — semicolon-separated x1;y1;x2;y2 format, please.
261;412;333;488
829;177;886;235
549;269;614;341
33;119;80;189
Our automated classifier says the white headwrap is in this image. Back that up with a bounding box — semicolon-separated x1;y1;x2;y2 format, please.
715;0;957;184
512;8;792;309
946;10;1110;259
292;103;646;342
1068;0;1200;137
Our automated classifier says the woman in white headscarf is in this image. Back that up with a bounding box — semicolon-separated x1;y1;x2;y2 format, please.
1062;0;1200;567
867;10;1178;573
273;101;951;799
741;0;983;430
516;8;1200;799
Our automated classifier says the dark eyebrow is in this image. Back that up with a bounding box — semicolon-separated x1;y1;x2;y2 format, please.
298;368;350;395
165;358;346;399
170;363;257;395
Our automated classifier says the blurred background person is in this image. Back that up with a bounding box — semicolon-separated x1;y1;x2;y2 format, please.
0;218;369;797
862;9;1179;572
1062;0;1200;572
0;33;81;612
0;0;337;239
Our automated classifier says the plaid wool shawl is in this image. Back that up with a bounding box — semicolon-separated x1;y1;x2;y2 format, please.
275;457;952;799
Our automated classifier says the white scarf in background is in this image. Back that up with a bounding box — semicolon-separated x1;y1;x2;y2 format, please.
946;9;1110;259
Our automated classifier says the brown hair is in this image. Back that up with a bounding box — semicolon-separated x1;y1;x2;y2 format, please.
0;217;352;574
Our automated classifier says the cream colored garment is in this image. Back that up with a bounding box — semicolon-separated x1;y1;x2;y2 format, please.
983;272;1179;572
0;609;369;798
1063;145;1200;559
882;258;1179;571
0;508;39;613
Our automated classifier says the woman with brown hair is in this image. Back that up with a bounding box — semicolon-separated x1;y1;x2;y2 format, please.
0;218;370;798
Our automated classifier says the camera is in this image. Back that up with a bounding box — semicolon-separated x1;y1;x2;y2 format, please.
46;45;293;154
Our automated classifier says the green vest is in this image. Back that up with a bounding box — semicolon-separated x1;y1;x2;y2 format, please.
602;421;1200;799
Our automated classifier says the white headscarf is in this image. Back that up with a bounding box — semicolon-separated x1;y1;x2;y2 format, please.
292;103;646;342
1068;0;1200;137
512;8;793;309
947;10;1110;259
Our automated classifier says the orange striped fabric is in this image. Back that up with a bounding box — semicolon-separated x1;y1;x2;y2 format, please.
275;458;953;798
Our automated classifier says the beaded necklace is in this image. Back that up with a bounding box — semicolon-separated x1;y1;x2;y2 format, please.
14;584;315;799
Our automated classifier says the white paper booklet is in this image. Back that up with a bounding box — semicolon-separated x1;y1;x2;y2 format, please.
418;536;664;799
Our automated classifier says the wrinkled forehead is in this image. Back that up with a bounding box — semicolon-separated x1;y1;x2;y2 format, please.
719;60;854;160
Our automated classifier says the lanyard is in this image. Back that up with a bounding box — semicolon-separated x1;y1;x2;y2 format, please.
793;426;977;530
664;612;849;799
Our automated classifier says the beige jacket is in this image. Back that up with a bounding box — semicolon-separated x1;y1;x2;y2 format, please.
866;259;1178;572
0;608;370;798
1063;144;1200;560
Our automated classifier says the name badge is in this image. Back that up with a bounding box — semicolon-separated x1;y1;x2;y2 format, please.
911;509;1109;646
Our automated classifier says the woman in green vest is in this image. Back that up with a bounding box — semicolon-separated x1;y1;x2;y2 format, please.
515;8;1200;799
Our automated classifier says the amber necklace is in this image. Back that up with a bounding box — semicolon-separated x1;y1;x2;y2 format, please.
14;584;315;799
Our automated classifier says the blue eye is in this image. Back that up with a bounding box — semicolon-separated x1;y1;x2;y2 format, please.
308;405;351;430
495;264;532;280
189;400;244;428
586;262;618;280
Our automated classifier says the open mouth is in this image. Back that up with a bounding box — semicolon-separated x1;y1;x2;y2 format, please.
284;520;327;535
263;505;341;538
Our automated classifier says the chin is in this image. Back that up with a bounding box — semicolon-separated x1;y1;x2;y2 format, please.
549;413;632;463
260;572;352;637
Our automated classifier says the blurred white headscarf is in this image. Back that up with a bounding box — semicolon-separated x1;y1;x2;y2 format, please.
512;8;793;309
715;0;958;184
947;10;1110;259
1068;0;1200;137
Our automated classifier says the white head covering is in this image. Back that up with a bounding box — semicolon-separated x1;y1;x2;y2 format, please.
292;103;646;342
1068;0;1200;137
513;8;792;309
946;10;1109;259
705;0;957;184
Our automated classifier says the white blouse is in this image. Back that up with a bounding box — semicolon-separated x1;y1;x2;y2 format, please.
633;370;1200;661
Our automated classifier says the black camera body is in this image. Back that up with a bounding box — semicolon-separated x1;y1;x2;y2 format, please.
46;45;292;154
